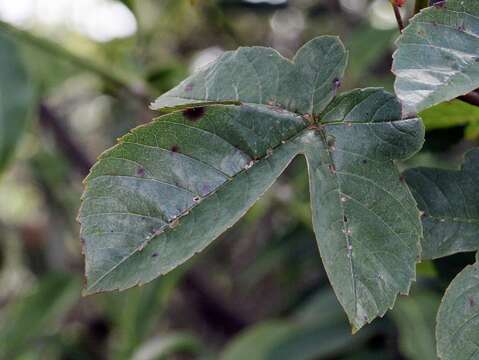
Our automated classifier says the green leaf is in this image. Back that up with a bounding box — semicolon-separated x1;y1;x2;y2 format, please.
151;36;347;114
391;291;440;360
80;36;425;331
436;261;479;360
392;0;479;115
0;273;80;358
0;33;35;174
220;289;376;360
110;270;185;359
131;333;202;360
419;100;479;139
405;149;479;260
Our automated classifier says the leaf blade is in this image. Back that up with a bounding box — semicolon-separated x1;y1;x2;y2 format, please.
80;104;307;294
151;36;348;115
307;89;424;330
405;149;479;260
392;0;479;115
437;261;479;360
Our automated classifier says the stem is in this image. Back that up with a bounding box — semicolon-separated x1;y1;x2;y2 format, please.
0;20;153;101
459;91;479;107
391;3;405;32
38;103;92;177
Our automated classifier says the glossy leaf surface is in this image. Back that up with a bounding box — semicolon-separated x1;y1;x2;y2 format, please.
393;0;479;115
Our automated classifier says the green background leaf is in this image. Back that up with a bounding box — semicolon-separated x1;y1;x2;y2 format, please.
0;33;35;175
391;291;440;360
0;273;80;359
221;289;376;360
405;149;479;260
419;100;479;140
437;261;479;360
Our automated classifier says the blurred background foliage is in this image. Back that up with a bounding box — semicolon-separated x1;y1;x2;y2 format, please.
0;0;477;359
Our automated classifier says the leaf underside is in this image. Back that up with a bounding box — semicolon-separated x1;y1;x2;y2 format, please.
405;149;479;260
392;0;479;115
436;261;479;360
80;36;424;331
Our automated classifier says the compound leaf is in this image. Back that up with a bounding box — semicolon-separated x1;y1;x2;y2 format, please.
80;36;424;331
405;149;479;260
437;261;479;360
393;0;479;115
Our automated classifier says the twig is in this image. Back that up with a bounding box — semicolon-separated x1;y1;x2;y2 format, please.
391;3;405;32
38;103;92;177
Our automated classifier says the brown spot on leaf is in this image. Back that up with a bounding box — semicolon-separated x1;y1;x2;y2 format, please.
469;296;476;307
399;175;406;183
152;252;159;258
136;167;146;177
171;145;180;153
333;78;341;90
183;107;205;121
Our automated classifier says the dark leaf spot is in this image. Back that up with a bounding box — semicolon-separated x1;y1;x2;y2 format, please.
362;159;368;164
136;167;146;177
344;216;348;222
171;145;180;153
469;296;476;307
183;107;205;121
333;78;341;91
399;175;405;183
152;252;159;258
